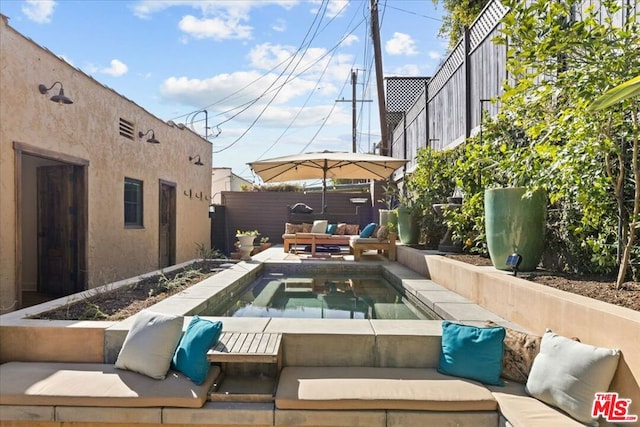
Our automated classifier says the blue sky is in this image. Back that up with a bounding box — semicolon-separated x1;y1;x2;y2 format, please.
1;0;446;181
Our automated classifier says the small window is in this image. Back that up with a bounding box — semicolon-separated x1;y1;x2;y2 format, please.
124;178;143;227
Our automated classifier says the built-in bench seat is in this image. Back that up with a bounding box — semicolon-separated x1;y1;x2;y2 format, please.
0;358;617;426
276;366;496;411
0;361;219;425
275;366;587;427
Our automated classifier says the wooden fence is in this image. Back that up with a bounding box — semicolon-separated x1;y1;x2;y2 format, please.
389;0;638;176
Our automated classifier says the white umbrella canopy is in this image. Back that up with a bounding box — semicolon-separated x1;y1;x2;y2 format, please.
248;150;408;213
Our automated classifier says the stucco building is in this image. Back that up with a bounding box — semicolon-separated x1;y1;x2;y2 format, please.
0;15;213;313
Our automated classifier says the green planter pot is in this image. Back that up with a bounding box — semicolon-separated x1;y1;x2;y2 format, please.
484;187;546;271
397;207;419;245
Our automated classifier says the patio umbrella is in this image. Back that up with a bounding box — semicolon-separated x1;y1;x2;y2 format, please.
248;150;408;213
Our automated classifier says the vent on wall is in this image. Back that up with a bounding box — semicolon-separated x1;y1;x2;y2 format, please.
119;118;135;140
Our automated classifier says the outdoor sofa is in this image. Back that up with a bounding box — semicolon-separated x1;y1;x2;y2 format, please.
0;312;626;426
282;221;360;253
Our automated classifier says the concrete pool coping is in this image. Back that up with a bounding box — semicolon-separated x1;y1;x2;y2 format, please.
0;246;513;364
0;245;638;406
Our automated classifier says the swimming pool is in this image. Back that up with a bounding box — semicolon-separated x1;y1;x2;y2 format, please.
199;263;437;320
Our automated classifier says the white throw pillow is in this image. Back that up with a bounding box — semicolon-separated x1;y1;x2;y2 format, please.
525;330;620;425
115;310;184;380
310;220;328;234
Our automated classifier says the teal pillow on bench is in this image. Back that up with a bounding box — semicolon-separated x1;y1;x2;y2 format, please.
360;222;377;238
438;321;505;386
172;316;223;385
327;224;337;234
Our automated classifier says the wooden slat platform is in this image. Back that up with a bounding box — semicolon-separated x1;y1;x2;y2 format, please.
207;332;282;364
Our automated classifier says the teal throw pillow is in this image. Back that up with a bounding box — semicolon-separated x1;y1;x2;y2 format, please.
172;316;223;385
327;224;337;234
438;321;505;386
360;222;377;238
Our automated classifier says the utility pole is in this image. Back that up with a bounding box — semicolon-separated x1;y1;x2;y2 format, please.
351;70;357;153
371;0;388;156
336;69;372;153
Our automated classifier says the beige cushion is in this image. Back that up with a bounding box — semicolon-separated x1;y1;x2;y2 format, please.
486;321;541;383
285;223;304;234
311;220;328;233
490;381;585;426
0;362;219;408
525;331;620;425
377;225;390;241
275;366;497;411
115;310;184;380
344;224;360;235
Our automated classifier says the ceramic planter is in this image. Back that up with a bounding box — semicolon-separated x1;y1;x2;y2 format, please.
236;235;257;260
397;206;419;244
484;187;546;271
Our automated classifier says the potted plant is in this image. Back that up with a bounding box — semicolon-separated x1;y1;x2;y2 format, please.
259;236;272;251
396;181;420;245
377;182;399;229
235;230;259;260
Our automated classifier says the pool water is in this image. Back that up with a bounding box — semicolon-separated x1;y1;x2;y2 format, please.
204;273;432;320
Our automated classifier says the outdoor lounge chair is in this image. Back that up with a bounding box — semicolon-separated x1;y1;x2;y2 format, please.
349;232;397;261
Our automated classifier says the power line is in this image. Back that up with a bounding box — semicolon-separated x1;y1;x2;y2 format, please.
383;3;442;22
213;0;332;154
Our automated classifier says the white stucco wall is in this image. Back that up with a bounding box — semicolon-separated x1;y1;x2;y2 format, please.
0;15;213;312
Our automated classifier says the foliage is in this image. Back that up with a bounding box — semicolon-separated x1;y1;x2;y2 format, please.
432;0;490;49
438;0;640;277
260;236;270;244
377;182;400;210
236;229;259;236
241;183;304;192
407;147;462;248
156;269;205;295
590;75;640;111
195;242;225;260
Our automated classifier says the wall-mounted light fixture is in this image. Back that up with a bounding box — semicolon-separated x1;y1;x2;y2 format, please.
38;81;73;104
189;155;204;166
138;129;160;143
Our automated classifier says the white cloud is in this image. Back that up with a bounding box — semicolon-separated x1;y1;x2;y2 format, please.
158;66;348;129
341;34;358;47
179;15;253;40
308;0;349;18
132;0;301;40
389;64;421;77
247;42;353;83
100;59;128;77
272;18;286;32
428;50;441;60
385;32;418;56
22;0;55;23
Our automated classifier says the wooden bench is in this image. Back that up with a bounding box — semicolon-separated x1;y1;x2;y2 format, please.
349;232;397;261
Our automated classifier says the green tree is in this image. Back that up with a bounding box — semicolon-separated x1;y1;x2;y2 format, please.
433;0;490;49
427;0;639;280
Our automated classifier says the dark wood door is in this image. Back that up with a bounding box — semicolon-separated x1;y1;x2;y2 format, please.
159;182;176;268
37;165;78;295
